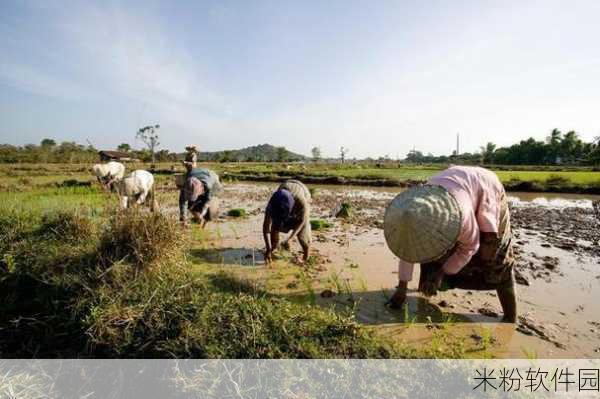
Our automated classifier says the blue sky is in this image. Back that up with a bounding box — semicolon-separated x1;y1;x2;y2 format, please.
1;0;599;158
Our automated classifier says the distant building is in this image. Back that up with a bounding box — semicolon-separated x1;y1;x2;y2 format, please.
98;150;138;162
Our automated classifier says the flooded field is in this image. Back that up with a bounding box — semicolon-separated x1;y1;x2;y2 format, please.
177;182;600;358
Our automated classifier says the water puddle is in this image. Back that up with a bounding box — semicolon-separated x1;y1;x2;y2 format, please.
191;247;266;267
509;196;595;209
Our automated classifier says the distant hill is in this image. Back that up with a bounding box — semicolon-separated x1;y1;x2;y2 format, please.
194;144;307;162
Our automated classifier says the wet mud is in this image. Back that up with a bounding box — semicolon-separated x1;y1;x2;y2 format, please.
160;182;600;358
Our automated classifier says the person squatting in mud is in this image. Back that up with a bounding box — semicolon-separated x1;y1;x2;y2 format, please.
178;151;222;228
384;165;517;323
263;180;312;264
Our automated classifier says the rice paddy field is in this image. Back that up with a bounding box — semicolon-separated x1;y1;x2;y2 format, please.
0;165;458;359
1;162;599;360
2;162;599;192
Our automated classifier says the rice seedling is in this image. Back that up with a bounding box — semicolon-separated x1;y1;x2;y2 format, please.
328;270;344;294
403;303;417;326
298;272;317;305
522;347;538;360
336;202;352;218
310;219;332;230
227;208;246;217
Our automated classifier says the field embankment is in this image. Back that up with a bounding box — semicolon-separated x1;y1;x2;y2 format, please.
2;162;600;194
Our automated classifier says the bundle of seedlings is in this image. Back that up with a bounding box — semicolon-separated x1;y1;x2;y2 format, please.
310;219;332;230
227;208;246;217
335;202;352;218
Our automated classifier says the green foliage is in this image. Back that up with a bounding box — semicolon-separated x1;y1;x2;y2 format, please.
227;208;246;217
198;144;306;162
336;202;352;218
405;128;600;166
117;143;131;152
136;124;161;163
310;219;332;230
0;141;99;163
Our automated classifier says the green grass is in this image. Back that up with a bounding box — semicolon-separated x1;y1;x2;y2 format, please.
0;192;406;358
306;167;600;186
495;170;600;184
2;162;600;193
207;161;600;191
0;186;107;214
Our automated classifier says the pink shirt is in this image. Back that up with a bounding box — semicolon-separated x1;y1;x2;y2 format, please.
397;166;505;282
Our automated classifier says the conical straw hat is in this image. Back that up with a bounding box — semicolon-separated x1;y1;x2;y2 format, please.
384;185;462;263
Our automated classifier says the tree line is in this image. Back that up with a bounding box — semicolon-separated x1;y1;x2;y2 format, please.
0;139;178;164
406;129;600;166
2;128;599;165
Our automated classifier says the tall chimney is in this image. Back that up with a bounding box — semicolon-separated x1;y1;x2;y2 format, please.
456;132;460;156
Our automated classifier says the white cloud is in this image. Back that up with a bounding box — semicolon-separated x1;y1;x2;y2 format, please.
2;1;600;156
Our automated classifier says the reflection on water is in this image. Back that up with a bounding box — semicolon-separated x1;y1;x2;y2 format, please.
244;181;600;207
509;194;597;209
191;247;265;267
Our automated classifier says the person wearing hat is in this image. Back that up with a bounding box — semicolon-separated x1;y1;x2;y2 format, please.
179;163;222;227
263;180;312;264
183;145;198;169
383;165;517;322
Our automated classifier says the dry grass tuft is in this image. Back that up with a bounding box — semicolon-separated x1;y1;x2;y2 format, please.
40;210;95;243
98;209;186;268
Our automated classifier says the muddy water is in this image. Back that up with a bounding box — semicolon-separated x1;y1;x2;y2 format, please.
188;182;600;358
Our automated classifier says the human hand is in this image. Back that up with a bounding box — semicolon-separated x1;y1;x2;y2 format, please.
422;270;445;297
264;249;273;264
386;282;408;309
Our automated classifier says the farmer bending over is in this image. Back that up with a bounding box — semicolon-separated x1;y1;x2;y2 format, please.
263;180;312;264
179;163;222;228
384;165;517;323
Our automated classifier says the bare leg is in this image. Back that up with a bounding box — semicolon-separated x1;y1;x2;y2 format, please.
298;238;310;263
497;274;517;323
297;224;311;263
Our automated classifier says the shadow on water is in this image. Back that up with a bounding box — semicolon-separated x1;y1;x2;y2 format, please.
327;290;473;325
189;247;266;267
283;288;473;325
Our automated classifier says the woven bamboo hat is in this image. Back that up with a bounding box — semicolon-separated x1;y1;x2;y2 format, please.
383;185;462;263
